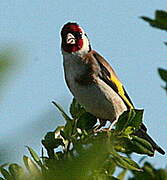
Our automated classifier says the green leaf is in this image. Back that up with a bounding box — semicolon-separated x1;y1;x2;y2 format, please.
115;109;143;134
42;131;64;149
155;10;167;24
115;111;132;132
103;159;116;176
112;153;141;171
52;101;72;122
141;10;167;31
131;136;154;156
158;68;167;82
23;156;40;174
41;131;64;158
70;98;85;119
0;167;12;180
123;126;134;136
26;146;43;167
23;156;29;171
77;112;97;130
114;134;155;156
113;137;134;154
130;109;143;131
115;110;136;133
141;16;154;24
8;164;24;179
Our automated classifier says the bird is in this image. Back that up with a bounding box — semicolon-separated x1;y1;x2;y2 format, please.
60;22;165;155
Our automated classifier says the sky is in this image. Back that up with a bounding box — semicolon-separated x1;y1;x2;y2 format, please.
0;0;166;168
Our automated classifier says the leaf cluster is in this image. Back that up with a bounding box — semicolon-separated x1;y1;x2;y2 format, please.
1;98;159;180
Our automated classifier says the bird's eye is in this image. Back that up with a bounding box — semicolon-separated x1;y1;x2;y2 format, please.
74;32;82;39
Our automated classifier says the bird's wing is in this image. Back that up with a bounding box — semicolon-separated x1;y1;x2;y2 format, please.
88;50;134;109
83;51;165;155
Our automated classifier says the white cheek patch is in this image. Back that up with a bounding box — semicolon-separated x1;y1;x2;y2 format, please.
66;33;76;44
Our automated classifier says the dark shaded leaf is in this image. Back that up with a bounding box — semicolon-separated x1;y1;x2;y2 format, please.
77;112;97;130
155;10;167;23
60;130;68;140
70;98;85;119
158;68;167;82
63;119;74;138
141;17;154;24
141;10;167;31
42;131;64;149
42;130;66;159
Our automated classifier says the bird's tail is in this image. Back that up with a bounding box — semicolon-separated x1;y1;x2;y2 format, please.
134;123;165;156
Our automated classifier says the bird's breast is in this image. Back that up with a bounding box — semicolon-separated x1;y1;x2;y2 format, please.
63;54;127;121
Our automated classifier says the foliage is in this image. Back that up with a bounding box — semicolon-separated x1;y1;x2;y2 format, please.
158;68;167;93
141;10;167;32
141;10;167;93
1;99;165;180
128;162;167;180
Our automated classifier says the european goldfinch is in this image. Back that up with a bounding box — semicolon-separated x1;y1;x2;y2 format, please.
61;22;165;155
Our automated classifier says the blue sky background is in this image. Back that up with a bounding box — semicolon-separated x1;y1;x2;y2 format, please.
0;1;166;168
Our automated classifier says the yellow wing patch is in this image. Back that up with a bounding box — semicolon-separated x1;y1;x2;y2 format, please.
110;76;134;109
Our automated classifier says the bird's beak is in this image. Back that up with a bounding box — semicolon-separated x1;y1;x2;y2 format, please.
66;33;76;44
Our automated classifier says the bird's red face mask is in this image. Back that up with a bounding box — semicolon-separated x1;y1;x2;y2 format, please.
61;23;83;53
